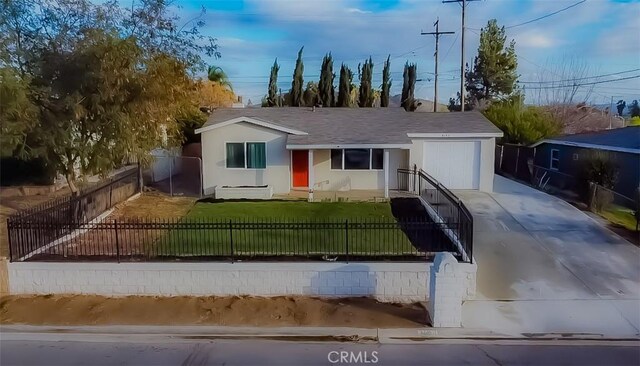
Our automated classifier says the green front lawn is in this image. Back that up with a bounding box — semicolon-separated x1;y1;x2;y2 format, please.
599;205;638;232
186;201;396;219
153;201;420;258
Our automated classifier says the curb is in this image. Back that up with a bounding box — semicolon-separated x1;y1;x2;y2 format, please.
2;325;638;344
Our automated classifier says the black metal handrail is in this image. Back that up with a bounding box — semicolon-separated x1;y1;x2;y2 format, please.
397;166;474;262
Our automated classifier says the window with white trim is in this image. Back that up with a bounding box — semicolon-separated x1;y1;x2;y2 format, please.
330;149;384;170
226;142;266;169
550;149;560;170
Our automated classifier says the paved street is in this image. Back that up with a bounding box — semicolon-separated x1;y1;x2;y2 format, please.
456;176;640;335
1;339;639;366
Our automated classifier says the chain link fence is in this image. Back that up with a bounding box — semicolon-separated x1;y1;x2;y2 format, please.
143;154;202;197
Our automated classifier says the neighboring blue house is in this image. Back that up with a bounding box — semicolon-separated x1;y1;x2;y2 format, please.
531;126;640;200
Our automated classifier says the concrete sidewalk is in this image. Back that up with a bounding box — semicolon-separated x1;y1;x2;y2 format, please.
455;176;640;338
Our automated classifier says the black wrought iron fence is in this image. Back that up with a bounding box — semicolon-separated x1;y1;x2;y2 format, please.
7;217;451;262
397;167;474;262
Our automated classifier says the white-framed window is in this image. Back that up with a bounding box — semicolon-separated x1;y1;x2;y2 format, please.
550;149;560;170
225;142;266;169
330;149;384;170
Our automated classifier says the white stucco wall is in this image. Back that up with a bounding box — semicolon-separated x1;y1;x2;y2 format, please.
200;122;290;195
408;137;496;192
200;121;495;194
478;138;496;192
311;149;408;191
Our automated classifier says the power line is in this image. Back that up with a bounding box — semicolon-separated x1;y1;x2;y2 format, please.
519;68;640;84
522;75;640;89
468;0;587;30
505;0;586;29
441;32;460;62
229;70;442;80
421;18;455;111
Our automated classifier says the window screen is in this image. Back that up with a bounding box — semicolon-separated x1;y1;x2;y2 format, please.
331;149;343;169
226;143;245;168
344;149;370;170
246;142;266;169
371;149;384;170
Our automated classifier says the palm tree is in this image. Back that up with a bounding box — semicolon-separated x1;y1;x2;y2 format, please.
207;66;233;90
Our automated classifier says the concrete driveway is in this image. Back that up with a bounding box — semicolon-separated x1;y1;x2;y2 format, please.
455;176;640;336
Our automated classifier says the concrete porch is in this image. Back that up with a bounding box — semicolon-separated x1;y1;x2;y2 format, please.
274;189;413;202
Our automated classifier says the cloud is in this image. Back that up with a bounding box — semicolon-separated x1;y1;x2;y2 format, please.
347;7;372;14
515;32;558;49
188;0;640;103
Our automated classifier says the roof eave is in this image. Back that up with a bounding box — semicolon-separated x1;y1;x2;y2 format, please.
286;143;412;150
531;139;640;154
407;132;503;138
195;116;308;135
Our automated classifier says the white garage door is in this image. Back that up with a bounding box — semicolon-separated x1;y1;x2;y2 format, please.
423;141;480;189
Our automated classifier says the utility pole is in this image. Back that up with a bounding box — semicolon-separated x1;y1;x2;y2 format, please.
421;18;454;112
443;0;480;112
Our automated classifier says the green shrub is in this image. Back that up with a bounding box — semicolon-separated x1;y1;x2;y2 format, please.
578;152;619;201
176;107;208;145
582;152;619;188
483;97;561;145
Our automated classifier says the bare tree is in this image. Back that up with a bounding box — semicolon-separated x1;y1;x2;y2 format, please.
534;56;595;106
529;56;611;133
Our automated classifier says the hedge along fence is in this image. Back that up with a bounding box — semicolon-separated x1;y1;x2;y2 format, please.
7;167;141;261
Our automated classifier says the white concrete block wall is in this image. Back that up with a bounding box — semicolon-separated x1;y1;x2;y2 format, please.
8;262;443;303
428;252;476;327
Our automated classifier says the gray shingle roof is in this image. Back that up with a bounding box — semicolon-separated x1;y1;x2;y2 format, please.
200;107;502;145
546;126;640;150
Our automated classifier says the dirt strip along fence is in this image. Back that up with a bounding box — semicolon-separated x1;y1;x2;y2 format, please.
7;167;141;261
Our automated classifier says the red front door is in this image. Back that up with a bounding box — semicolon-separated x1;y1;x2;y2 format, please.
291;150;309;188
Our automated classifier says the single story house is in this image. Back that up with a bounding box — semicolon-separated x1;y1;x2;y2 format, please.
195;108;503;199
531;126;640;199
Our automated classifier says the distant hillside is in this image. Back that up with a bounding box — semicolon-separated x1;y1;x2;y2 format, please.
389;94;449;112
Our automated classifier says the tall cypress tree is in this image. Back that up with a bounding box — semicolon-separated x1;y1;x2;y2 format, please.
318;53;335;107
267;58;279;107
358;57;374;108
401;62;417;111
380;55;391;107
337;63;353;107
290;46;304;107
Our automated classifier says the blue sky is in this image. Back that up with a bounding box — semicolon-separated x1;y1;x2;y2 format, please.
173;0;639;105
